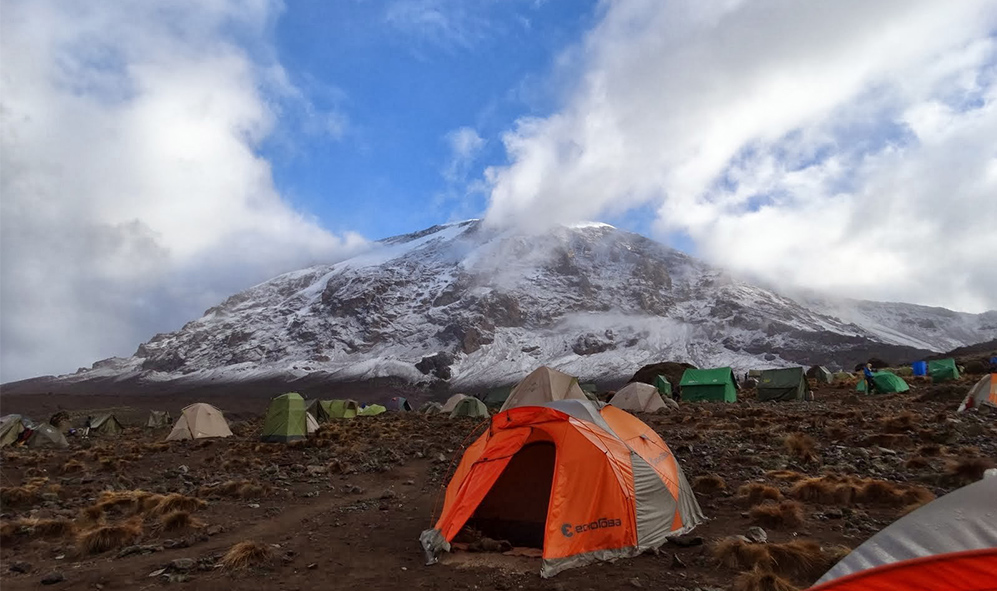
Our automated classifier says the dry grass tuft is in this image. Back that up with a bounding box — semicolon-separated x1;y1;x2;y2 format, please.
94;490;165;517
712;537;773;571
944;457;996;486
156;510;204;533
220;540;276;570
904;456;931;470
0;517;76;545
783;433;819;464
77;519;143;554
880;411;916;433
749;500;805;529
731;566;800;591
765;470;806;483
692;475;727;495
61;459;86;474
916;444;944;457
200;480;267;499
738;483;783;504
148;493;207;516
767;539;828;580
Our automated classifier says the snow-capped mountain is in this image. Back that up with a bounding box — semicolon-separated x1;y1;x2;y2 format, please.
33;221;997;389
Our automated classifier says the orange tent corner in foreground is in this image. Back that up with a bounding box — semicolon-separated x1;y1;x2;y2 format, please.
809;476;997;591
420;399;704;577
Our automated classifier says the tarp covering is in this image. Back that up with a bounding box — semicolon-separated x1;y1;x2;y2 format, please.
812;477;997;591
449;397;489;419
856;372;910;394
90;414;124;435
500;366;588;412
929;358;960;382
166;403;233;441
959;374;997;412
358;404;386;417
0;415;25;447
679;368;737;402
807;365;833;384
757;367;807;402
261;392;308;443
421;400;704;577
609;382;672;413
146;411;172;428
328;399;359;419
28;423;69;449
653;375;672;396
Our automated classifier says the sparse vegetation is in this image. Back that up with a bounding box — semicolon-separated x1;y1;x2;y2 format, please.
221;540;276;570
77;519;143;554
749;500;805;529
738;483;783;504
783;433;819;464
693;475;727;495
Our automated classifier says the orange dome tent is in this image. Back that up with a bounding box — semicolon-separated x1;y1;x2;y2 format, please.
809;476;997;591
420;400;704;577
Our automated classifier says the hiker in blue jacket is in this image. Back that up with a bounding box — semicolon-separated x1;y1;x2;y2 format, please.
863;363;876;394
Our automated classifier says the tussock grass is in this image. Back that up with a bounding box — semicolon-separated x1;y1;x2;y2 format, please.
61;459;86;474
731;566;799;591
944;457;996;486
156;510;204;533
200;480;267;499
788;475;934;508
783;433;819;464
220;540;276;570
749;500;805;529
692;475;727;495
737;483;783;504
0;517;76;545
148;493;206;516
77;519;143;554
765;470;806;483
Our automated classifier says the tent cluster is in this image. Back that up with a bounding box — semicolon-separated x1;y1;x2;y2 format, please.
0;415;69;449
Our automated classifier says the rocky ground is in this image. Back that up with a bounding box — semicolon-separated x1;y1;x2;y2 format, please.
1;375;994;591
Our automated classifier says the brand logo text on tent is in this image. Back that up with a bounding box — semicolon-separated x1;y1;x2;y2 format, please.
560;518;623;538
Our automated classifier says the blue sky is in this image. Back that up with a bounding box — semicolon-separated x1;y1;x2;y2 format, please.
263;0;601;240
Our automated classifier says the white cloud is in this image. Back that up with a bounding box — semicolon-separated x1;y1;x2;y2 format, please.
483;0;997;312
385;0;493;51
0;0;367;381
443;126;486;183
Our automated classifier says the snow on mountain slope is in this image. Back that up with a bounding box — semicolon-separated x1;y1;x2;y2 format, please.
54;221;997;388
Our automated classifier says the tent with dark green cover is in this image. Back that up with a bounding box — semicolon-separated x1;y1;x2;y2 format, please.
261;392;308;443
90;414;124;435
358;404;386;417
679;367;738;402
449;397;488;419
306;400;334;422
654;375;672;396
758;367;808;402
807;365;833;384
327;399;359;419
929;358;960;383
857;372;910;394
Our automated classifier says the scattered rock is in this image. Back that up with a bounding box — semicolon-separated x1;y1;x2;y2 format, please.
347;485;365;495
169;558;195;572
41;572;64;585
745;526;768;543
148;569;166;578
628;577;643;588
403;479;415;486
206;525;224;536
307;563;318;570
9;562;31;574
306;465;326;476
380;489;397;499
671;553;686;569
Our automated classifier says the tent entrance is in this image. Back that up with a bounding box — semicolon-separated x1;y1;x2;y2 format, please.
467;442;556;548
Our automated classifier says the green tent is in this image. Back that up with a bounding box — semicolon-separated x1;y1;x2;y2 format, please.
449;397;489;419
261;392;308;443
807;365;833;384
856;372;910;394
482;386;513;408
327;399;359;419
679;367;738;402
90;414;124;436
306;400;333;422
757;367;807;402
653;375;672;396
419;401;444;414
358;404;386;417
929;358;959;383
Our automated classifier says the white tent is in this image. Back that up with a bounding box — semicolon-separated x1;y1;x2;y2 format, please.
608;382;676;413
440;394;469;414
306;412;319;434
959;374;997;412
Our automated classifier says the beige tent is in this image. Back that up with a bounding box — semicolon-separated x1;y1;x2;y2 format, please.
28;423;69;449
959;374;997;412
0;415;25;447
440;394;469;414
500;366;588;412
306;412;319;434
166;403;233;441
608;382;676;413
147;411;172;428
89;414;124;435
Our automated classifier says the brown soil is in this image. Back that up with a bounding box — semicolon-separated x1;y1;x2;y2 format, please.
1;376;994;590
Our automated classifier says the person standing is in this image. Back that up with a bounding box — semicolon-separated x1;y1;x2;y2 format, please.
863;363;877;394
